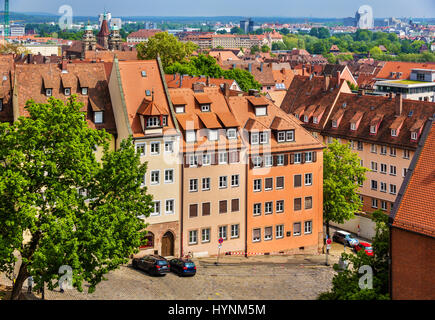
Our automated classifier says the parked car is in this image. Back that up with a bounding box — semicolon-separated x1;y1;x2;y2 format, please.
332;230;359;247
132;255;170;276
353;241;374;256
169;258;196;277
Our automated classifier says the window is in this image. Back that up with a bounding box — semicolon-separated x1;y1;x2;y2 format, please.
381;201;388;211
219;152;228;164
163;116;167;126
46;88;52;96
390;165;397;176
253;156;262;168
305;196;313;210
135;143;146;156
227;128;237;139
380;163;387;174
370;125;377;134
260;132;269;144
64;88;71;96
371;161;378;172
251;132;259;145
294;153;302;164
252;228;261;242
202;177;210;191
147;116;160;127
313;117;318;124
371;198;378;208
219;176;227;189
202;154;211;166
278;131;285;142
189;230;198;244
277;154;285;166
165;200;174;214
293;222;301;236
94;111;103;124
231;199;239;212
264;227;272;241
390;184;397;195
150;142;160;155
332;120;337;128
201;228;210;242
380;182;387;193
276;200;284;213
81;87;88;95
141;71;147;77
208;129;218;141
202;202;210;216
305;173;312;186
150;170;160;185
189;154;198;167
164;141;174;153
286;130;294;141
276;176;284;189
327;136;333;144
253;203;261;216
357;141;364;151
305;152;313;163
265;202;273;215
189;204;198;217
350;122;356;130
276;225;284;239
411;132;418;140
189;179;198;192
390;147;396;157
358;177;364;187
253;179;262;192
175;106;185;114
403;149;410;159
231;224;239;238
371;144;377;153
303;115;308;123
255;106;267;116
402;168;408;177
380;145;387;155
219;200;227;214
371;180;378;190
164;169;174;183
265;177;273;191
294;198;302;211
186;130;196;143
294;174;302;187
201;104;210;112
264;155;273;167
231;175;239;187
304;221;312;234
151;201;161;216
219;226;227;240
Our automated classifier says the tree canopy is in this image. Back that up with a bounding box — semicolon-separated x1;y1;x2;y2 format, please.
323;140;368;237
0;97;153;299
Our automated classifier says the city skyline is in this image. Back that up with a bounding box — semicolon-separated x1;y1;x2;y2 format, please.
10;0;435;18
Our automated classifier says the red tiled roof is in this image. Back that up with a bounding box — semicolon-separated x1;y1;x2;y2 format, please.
127;29;162;39
376;61;435;80
392;121;435;238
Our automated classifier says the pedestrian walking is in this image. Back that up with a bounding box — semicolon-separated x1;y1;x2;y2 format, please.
27;276;34;294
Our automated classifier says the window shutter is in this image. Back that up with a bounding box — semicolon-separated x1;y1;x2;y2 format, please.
249;157;254;169
219;200;227;213
253;229;260;239
283;154;288;166
231;199;239;212
302;152;306;164
273;155;277;166
265;178;273;190
312;151;317;162
202;202;210;216
277;177;284;188
189;204;198;217
290;153;294;164
184;154;189;168
236;151;240;163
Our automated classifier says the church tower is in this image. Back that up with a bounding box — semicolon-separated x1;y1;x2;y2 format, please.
97;12;110;49
82;23;96;59
109;25;122;51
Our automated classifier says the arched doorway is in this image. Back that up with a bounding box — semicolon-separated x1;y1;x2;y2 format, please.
161;231;174;257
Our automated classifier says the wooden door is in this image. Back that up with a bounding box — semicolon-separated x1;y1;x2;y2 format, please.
162;232;174;256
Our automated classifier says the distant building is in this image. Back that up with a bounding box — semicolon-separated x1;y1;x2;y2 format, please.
240;18;254;33
355;5;374;29
110;18;122;29
126;29;162;44
99;12;112;27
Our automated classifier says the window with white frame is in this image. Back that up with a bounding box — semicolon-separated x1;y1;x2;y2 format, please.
304;221;312;234
380;145;387;155
371;180;378;190
264;155;273;167
150;171;160;185
202;154;211;166
46;88;52;96
252;228;261;242
332;120;337;128
371;144;377;153
260;132;269;144
357;141;364;151
189;179;198;192
411;132;417;140
165;200;174;214
255;106;267;116
390;165;397;176
391;129;397;137
303;115;309;123
189;230;198;244
64;88;71;96
231;174;239;187
403;149;410;159
227;128;237;139
305;173;312;186
276;225;284;239
294;153;302;164
253;156;262;168
251;132;259;145
219;152;228;164
202;177;210;191
164;169;174;183
350;122;356;130
390;184;397;195
219;176;227;189
293;222;301;236
313;117;318;124
265;202;273;215
189;154;198;167
147;116;160;127
253;203;261;216
372;198;378;208
390;147;396;157
201;228;210;243
253;179;262;192
136;143;146;156
305;152;312;163
94;111;103;124
264;227;272;240
380;182;387;193
208;129;218;141
219;226;227;240
162;116;167;127
371;161;378;172
231;224;239;238
276;200;284;213
186;130;196;143
164;141;174;153
150;142;160;155
381;201;388;211
151;201;161;216
81;87;88;95
277;131;286;142
201;104;210;112
380;163;387;174
141;174;146;187
286;131;294;141
175;105;185;114
402;168;408;177
370;125;377;134
277;154;284;166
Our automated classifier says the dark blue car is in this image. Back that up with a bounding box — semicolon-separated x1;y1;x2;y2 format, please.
169;258;196;277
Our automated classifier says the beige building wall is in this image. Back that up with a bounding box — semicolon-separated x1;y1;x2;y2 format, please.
23;45;61;56
182;162;246;257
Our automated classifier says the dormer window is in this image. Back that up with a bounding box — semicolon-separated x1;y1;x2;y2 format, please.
46;88;52;97
350;123;356;131
278;131;285;142
175;105;185;113
391;129;397;137
147;116;160;127
313;117;318;124
255;106;267;116
370;125;377;134
94;111;103;124
294;113;299;119
332;120;337;128
82;87;88;95
227;128;237;139
286;131;294;142
65;88;71;96
303;115;309;123
411;132;418;140
162;116;167;127
201;104;210;112
208;129;218;141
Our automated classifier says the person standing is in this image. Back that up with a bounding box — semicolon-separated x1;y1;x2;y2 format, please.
27;276;33;294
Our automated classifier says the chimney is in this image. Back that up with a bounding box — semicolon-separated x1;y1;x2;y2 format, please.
248;63;252;73
27;54;32;64
302;66;305;76
61;57;68;73
324;75;330;91
396;93;403;116
260;63;263;72
336;70;341;82
223;82;230;97
192;82;205;93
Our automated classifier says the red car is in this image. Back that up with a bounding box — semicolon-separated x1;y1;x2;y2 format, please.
353;242;374;256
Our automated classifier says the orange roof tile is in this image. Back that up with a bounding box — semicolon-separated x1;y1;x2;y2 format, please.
137;99;167;116
376;61;435;80
195;94;213;105
197;112;222;129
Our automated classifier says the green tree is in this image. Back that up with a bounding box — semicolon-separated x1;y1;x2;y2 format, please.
0;43;29;55
279;28;289;35
323;140;368;237
318;210;390;300
250;45;260;54
369;46;383;58
136;32;197;69
261;44;270;53
231;26;244;35
324;53;337;64
223;68;261;92
0;97;153;300
310;27;330;39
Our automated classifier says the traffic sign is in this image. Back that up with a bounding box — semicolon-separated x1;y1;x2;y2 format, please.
218;237;224;244
326;238;332;245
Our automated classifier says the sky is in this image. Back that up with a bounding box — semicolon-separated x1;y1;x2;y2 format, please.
11;0;435;18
